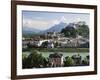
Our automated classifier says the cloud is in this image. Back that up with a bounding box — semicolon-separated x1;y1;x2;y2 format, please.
23;16;68;30
34;17;43;20
23;19;60;30
52;16;67;25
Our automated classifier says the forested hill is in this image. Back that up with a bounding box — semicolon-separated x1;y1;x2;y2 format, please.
61;21;89;38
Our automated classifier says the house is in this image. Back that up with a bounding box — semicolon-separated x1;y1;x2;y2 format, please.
47;41;54;48
47;32;56;38
49;53;63;67
46;32;64;40
22;39;30;49
30;39;49;47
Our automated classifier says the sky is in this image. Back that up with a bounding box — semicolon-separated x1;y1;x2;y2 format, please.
22;11;90;31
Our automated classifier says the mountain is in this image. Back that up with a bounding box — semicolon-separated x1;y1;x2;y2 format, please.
22;22;67;35
42;22;67;33
22;26;41;34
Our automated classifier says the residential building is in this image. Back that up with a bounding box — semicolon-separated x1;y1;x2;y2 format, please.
49;53;63;67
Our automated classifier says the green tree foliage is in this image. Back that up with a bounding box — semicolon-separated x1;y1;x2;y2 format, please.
61;27;77;38
22;50;46;68
64;56;74;66
82;55;89;65
61;23;89;38
76;24;89;38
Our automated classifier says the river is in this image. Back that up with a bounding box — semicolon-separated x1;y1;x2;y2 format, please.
23;51;89;60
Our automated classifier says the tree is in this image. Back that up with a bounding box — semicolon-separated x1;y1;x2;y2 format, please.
64;56;74;66
61;26;77;38
54;42;59;48
61;22;89;38
22;55;29;68
76;24;89;38
22;50;46;68
82;55;89;65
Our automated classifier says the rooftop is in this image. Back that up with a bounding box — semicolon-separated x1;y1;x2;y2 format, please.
49;53;63;58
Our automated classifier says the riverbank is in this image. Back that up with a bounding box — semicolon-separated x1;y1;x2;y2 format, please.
23;48;89;52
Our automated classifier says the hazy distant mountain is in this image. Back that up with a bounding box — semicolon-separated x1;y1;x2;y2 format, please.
22;26;41;34
42;22;67;33
23;22;67;35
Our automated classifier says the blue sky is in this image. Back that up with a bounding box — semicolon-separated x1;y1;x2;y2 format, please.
22;11;90;30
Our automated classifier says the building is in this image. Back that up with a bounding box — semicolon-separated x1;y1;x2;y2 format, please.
49;53;63;67
22;39;30;49
47;41;54;48
30;39;48;47
46;32;64;40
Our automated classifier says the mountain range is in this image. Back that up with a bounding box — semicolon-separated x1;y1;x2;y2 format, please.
42;22;67;34
23;22;67;35
22;26;41;34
